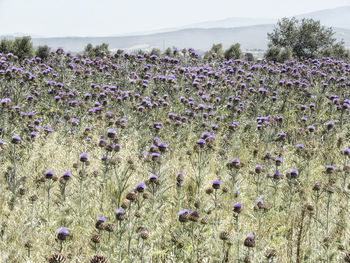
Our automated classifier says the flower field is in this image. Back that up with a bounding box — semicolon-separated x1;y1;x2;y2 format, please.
0;49;349;262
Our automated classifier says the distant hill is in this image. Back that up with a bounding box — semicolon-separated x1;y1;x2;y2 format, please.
296;6;350;29
29;25;350;53
114;6;350;37
184;17;277;29
178;6;350;30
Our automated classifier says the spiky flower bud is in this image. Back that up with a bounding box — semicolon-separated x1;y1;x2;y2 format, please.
24;240;33;249
244;234;255;248
142;192;150;199
29;194;38;202
189;211;199;222
126;192;137;201
205;187;213;195
194;201;200;209
115;209;125;221
121;200;130;209
306;204;314;213
140;231;149;240
201;217;208;224
104;223;115;233
344;253;350;262
90;254;108;263
48;253;66;263
219;231;230;241
91;234;101;244
243;255;251;263
178;209;190;223
134;210;142;218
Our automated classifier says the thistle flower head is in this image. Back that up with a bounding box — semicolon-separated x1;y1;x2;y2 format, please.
212;179;221;189
79;153;89;162
44;170;55;179
136;182;146;192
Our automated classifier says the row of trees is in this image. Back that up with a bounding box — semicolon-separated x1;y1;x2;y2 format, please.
1;18;349;62
0;36;51;59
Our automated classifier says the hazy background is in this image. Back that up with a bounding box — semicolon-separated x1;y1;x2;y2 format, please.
1;0;350;37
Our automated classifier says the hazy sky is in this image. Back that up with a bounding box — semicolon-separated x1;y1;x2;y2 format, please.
1;0;350;37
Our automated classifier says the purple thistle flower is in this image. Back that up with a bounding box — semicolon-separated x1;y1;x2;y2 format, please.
115;209;125;215
325;165;334;174
178;209;190;222
107;129;116;138
97;216;107;222
136;182;146;193
196;139;206;147
289;169;299;178
308;126;315;132
115;208;125;220
61;171;72;180
57;227;70;241
177;209;190;217
233;202;242;213
57;227;70;235
44;170;55;179
212;179;221;189
79;153;89;162
151;152;160;161
11;135;21;144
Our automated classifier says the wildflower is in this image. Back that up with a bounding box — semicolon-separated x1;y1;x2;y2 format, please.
44;170;55;180
233;203;242;214
61;171;72;181
244;234;255;247
196;139;206;147
115;209;125;221
219;231;230;241
212;179;221;189
136;183;146;193
95;217;107;230
79;153;89;162
11;135;21;144
178;209;190;222
57;227;70;241
325;165;334;174
288;169;299;179
107;129;116;138
189;211;200;222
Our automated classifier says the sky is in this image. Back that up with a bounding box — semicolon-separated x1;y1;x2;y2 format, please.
0;0;350;37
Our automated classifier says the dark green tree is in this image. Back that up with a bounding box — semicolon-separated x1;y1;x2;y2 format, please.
244;52;255;62
264;44;293;62
163;47;172;56
0;39;14;54
210;43;223;57
224;43;242;60
35;45;51;60
267;17;344;59
84;43;110;58
150;48;161;57
12;36;35;58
